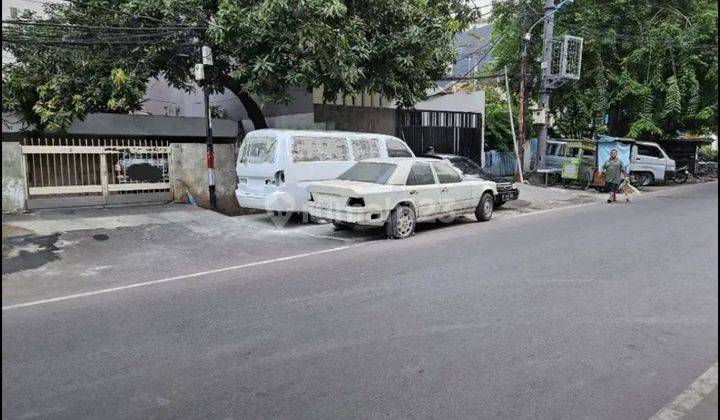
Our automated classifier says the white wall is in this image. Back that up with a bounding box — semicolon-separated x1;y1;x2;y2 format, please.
141;77;316;131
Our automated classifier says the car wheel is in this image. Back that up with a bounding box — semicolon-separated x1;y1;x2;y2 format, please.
674;171;688;184
475;192;494;222
386;204;416;239
639;172;654;186
580;170;592;190
332;221;353;231
547;172;559;186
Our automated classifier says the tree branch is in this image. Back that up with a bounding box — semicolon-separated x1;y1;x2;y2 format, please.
217;74;267;130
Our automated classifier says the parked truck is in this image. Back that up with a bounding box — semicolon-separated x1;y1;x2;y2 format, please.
627;141;676;186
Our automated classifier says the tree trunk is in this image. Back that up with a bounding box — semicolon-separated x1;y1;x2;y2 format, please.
217;75;268;130
608;106;630;137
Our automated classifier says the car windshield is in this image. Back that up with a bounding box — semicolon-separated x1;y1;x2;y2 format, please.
337;162;397;184
449;157;481;175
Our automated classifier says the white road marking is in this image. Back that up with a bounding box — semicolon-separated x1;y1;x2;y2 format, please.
2;242;375;311
3;182;713;311
649;362;718;420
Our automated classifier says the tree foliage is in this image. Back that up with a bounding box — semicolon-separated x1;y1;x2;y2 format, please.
462;74;530;151
2;0;479;132
489;0;718;140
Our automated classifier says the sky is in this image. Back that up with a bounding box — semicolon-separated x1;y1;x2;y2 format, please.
471;0;495;21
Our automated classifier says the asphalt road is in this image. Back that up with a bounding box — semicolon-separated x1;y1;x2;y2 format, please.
2;183;718;419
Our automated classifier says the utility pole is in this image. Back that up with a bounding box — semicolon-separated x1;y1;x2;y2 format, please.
195;45;217;210
517;3;529;174
536;0;556;167
504;66;524;183
520;0;579;171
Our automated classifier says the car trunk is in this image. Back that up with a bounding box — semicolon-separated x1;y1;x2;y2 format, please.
309;181;394;206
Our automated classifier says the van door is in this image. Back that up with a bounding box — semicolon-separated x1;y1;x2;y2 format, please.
236;135;281;190
633;143;666;182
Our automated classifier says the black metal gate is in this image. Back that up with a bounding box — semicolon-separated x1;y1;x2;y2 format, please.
396;109;483;162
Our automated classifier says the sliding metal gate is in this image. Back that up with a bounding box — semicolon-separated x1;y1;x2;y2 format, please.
21;138;172;209
397;109;483;162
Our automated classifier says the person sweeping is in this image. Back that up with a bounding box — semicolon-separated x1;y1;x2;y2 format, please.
601;149;627;203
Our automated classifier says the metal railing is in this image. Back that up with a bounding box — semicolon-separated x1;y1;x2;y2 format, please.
21;137;172;209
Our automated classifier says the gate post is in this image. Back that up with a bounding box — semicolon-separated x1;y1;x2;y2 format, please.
20;150;30;211
99;151;109;204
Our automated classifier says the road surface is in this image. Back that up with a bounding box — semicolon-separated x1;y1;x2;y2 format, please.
2;183;717;419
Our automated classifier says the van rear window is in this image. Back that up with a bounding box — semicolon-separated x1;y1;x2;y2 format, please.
238;137;277;164
292;137;350;162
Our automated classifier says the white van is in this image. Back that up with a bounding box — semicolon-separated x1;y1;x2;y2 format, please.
235;129;415;212
629;141;676;185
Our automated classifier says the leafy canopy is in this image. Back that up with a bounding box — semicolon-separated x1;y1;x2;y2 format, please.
489;0;718;140
2;0;479;131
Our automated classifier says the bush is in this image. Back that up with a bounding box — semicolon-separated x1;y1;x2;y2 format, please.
698;145;718;162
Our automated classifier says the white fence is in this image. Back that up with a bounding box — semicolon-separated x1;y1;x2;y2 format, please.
21;138;172;209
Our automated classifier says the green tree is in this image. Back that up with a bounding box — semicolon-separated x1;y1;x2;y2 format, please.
489;0;718;140
2;0;479;132
461;72;529;151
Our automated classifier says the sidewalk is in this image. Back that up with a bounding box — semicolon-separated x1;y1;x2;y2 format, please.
2;180;706;241
684;387;718;420
1;184;604;301
2;202;373;305
2;181;712;284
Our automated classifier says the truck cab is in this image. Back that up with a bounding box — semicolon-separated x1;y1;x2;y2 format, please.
629;141;676;186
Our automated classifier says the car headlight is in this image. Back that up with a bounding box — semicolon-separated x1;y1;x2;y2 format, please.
347;197;365;207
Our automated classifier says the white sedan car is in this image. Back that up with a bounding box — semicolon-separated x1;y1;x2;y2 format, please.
306;158;498;239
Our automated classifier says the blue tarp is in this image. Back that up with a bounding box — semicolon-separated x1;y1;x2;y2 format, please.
529;138;538;158
597;135;632;172
483;150;517;176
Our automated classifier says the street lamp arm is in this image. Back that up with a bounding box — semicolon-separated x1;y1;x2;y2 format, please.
524;0;573;40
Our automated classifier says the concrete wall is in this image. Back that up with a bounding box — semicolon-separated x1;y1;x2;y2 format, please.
2;142;27;213
314;104;397;136
2;112;238;140
239;113;332;136
171;143;240;214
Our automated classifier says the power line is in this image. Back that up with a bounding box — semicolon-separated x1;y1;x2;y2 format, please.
438;73;504;81
456;38;496;61
443;35;504;92
1;19;207;31
12;0;202;27
2;37;195;46
2;28;195;38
